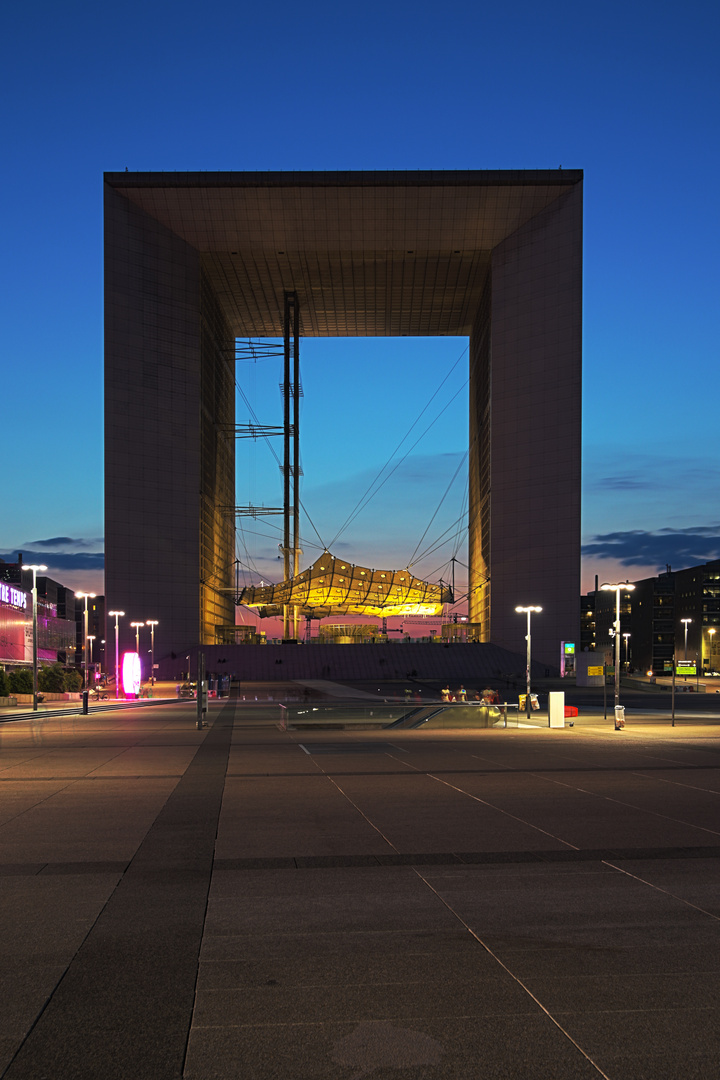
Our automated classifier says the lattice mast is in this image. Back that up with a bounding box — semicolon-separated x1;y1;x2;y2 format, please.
282;292;302;639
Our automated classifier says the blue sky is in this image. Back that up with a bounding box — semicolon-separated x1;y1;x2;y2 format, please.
1;0;718;612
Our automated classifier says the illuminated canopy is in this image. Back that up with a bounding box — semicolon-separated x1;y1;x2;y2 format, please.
238;552;452;619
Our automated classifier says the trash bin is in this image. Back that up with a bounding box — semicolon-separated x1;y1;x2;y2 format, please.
614;705;625;729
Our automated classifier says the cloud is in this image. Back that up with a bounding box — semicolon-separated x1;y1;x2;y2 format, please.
592;476;652;491
0;550;104;572
27;536;103;550
582;527;720;570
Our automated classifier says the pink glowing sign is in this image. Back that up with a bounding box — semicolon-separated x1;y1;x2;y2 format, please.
0;583;27;610
122;651;141;697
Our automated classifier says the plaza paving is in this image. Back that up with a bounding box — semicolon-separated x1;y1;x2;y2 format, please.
0;695;719;1078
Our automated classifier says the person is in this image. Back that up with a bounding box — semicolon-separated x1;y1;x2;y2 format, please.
441;685;452;702
456;685;467;702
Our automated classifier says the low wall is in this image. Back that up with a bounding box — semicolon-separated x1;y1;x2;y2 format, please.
158;642;557;683
13;692;82;704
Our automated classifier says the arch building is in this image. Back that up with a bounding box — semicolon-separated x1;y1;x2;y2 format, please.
104;170;582;668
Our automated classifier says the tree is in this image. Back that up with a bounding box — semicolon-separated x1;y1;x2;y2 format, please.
38;663;66;693
8;669;33;694
64;669;83;692
0;669;8;697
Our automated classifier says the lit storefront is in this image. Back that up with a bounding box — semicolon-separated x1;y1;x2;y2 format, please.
0;582;31;665
0;576;76;669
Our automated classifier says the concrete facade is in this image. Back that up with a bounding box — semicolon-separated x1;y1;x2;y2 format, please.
104;171;582;666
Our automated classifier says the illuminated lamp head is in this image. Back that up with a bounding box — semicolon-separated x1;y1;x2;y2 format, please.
122;652;141;697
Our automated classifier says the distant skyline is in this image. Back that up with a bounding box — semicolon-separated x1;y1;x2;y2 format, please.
2;0;718;616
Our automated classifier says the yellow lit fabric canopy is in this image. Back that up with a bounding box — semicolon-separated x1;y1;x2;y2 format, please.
238;552;452;619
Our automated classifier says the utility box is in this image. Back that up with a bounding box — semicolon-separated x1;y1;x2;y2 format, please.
548;691;565;728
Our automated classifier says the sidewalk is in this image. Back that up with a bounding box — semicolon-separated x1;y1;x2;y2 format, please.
0;697;719;1078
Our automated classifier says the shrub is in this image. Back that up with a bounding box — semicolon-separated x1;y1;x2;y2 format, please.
8;669;33;694
0;669;8;697
64;669;83;692
38;663;67;693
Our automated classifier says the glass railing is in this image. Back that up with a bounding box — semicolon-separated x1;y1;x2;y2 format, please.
278;701;535;730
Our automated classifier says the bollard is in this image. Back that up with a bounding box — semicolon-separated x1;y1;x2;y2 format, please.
82;690;89;715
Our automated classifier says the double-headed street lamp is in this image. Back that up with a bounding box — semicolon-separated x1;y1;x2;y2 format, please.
108;611;125;698
76;591;97;693
87;636;96;688
601;582;635;715
22;563;47;712
515;605;542;719
146;620;158;685
680;618;692;662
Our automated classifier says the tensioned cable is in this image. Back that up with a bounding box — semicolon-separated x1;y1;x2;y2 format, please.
407;507;469;568
407;449;469;568
326;346;469;548
237;516;325;555
233;348;328;553
451;486;469;560
329;376;469;548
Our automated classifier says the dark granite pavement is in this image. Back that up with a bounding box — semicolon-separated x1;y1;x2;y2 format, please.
0;699;719;1078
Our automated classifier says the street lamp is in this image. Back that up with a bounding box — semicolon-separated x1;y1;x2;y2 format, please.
146;620;158;684
76;591;97;693
87;636;96;688
600;582;636;717
130;622;144;651
515;605;542;719
623;632;631;670
22;563;47;712
681;618;692;662
708;627;717;672
108;610;124;698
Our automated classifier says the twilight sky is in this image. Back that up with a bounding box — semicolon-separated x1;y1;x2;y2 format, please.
2;0;719;617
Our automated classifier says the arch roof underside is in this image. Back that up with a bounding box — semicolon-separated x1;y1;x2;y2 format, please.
107;171;581;337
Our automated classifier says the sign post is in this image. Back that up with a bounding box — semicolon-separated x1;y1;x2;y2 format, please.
196;651;206;729
671;654;676;726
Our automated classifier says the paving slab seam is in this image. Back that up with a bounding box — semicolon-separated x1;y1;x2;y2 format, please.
411;867;614;1079
385;751;582;851
1;699;236;1080
602;860;720;923
209;845;720;871
224;760;720;776
301;751;402;857
629;768;720;794
529;770;720;840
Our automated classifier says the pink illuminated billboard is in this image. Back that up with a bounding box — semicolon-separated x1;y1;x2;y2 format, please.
122;652;141;697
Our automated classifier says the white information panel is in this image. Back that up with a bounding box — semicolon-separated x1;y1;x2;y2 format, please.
548;691;565;728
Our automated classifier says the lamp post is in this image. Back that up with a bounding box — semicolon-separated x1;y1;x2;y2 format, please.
146;620;158;685
515;605;542;719
22;563;47;712
76;591;97;693
708;627;717;673
623;632;631;670
681;618;692;662
108;611;124;699
601;582;636;716
87;635;96;688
